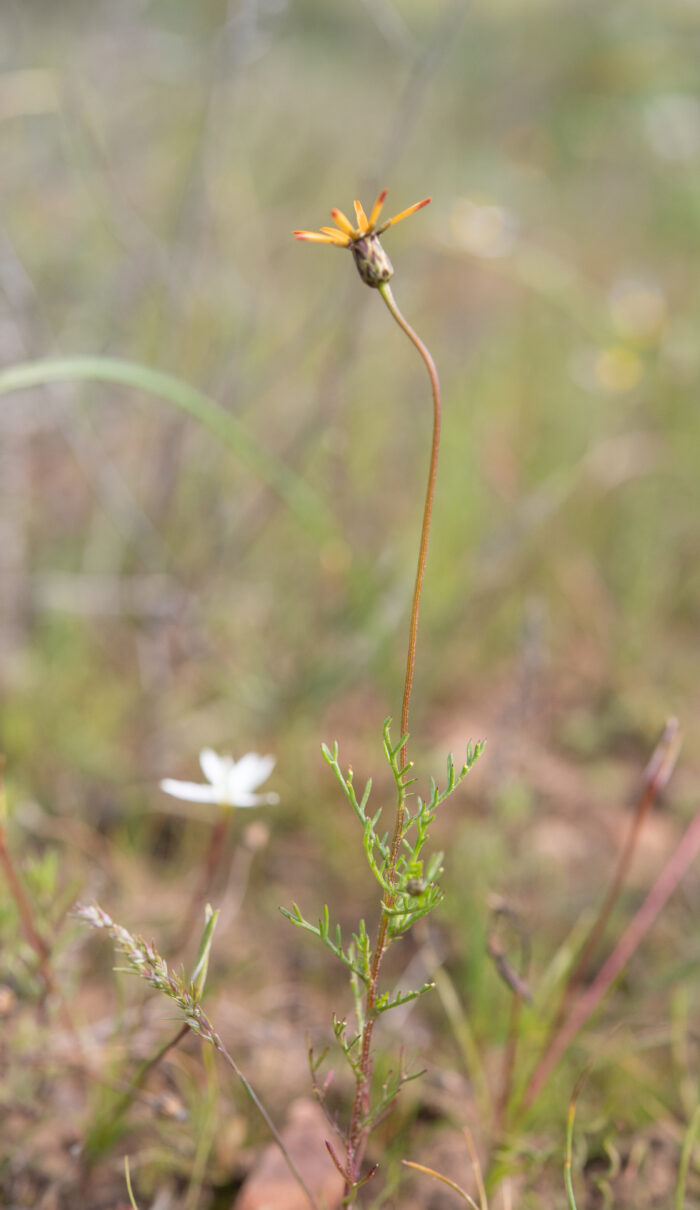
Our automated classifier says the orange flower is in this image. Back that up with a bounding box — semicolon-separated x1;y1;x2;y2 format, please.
294;189;431;287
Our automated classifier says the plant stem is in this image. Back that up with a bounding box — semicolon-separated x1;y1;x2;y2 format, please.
0;823;54;996
174;811;229;952
521;718;682;1118
211;1029;320;1210
554;718;680;1025
378;282;442;776
342;283;441;1200
521;797;700;1112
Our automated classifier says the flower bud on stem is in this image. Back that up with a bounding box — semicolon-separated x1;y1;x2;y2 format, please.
342;282;442;1201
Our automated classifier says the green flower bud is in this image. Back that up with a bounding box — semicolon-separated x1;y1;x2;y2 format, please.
351;235;394;288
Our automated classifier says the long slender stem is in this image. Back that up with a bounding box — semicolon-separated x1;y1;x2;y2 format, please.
378;281;442;775
212;1030;319;1210
174;811;229;952
342;282;441;1201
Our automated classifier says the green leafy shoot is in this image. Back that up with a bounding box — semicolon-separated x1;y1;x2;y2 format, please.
281;719;484;1188
385;725;485;939
279;903;371;984
333;1014;363;1075
374;980;436;1015
321;740;390;889
319;724;485;926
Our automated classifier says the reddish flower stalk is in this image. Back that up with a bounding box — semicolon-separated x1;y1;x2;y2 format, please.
378;282;441;776
296;191;440;1201
343;285;440;1199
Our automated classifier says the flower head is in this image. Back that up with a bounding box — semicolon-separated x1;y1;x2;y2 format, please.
294;189;431;287
160;748;279;808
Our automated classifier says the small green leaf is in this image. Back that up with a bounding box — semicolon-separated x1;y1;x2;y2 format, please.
189;905;219;1002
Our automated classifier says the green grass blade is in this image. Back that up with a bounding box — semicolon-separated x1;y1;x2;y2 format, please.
676;1104;700;1210
0;356;337;544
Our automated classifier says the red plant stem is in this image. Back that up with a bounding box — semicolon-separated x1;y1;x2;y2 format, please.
341;283;441;1199
174;811;230;951
528;718;682;1107
0;824;54;995
378;282;442;776
562;718;681;1008
523;798;700;1111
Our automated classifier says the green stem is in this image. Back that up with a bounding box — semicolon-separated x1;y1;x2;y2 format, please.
212;1031;320;1210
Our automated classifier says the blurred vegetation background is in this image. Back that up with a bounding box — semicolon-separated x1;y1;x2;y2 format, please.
1;0;700;1206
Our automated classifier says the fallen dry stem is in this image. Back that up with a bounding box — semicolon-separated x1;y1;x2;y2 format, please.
523;797;700;1109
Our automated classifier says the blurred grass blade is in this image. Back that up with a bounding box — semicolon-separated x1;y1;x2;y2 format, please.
124;1157;141;1210
564;1071;590;1210
564;1095;578;1210
676;1104;700;1210
0;357;337;544
403;1160;481;1209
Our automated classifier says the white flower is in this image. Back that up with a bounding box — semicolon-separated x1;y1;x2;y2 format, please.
160;748;279;808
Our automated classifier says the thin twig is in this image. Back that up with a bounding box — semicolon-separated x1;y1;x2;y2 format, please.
529;718;681;1096
523;798;700;1110
563;718;680;1008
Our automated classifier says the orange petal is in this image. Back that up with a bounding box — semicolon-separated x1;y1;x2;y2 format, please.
294;230;342;243
367;189;388;231
377;196;431;233
330;207;356;237
354;199;369;232
320;226;351;245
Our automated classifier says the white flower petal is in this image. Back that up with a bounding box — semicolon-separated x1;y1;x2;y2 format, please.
229;753;276;796
199;748;227;786
160;778;222;803
161;749;277;810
